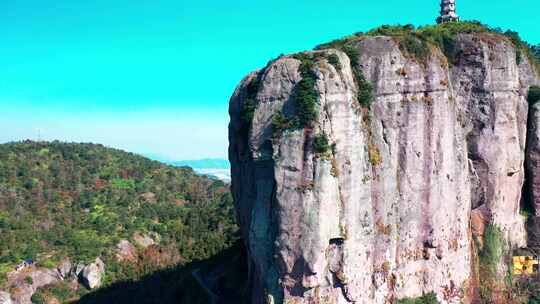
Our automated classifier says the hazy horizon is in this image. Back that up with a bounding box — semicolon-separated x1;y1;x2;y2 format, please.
1;0;538;159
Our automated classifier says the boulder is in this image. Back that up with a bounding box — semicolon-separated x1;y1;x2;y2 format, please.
79;258;105;290
0;292;11;304
133;232;155;248
6;268;59;304
57;259;72;279
72;263;85;277
115;240;136;262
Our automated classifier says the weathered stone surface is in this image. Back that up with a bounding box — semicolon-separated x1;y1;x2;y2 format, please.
80;258;105;290
116;239;137;262
0;291;11;304
7;268;60;304
452;34;529;249
73;263;85;277
133;232;156;248
471;205;489;248
229;32;539;303
57;259;72;280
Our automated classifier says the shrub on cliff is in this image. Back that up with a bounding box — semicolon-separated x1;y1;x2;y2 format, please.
293;54;320;127
317;21;538;68
393;292;438;304
480;224;504;276
326;53;341;71
312;134;330;154
528;86;540;104
271;112;294;139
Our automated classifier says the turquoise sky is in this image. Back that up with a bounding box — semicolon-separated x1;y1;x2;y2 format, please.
1;0;538;159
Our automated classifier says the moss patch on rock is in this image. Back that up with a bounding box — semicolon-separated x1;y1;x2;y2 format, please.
393;292;438;304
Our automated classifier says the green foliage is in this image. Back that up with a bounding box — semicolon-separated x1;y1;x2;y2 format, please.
0;141;238;297
510;277;540;304
30;291;46;304
479;224;504;278
47;282;74;302
271;112;295;139
399;35;430;62
341;45;360;67
109;178;135;190
318;42;372;108
504;30;524;64
24;276;33;285
240;99;256;125
366;23;483;63
312;134;330;154
317;21;538;69
239;74;262;135
0;263;10;285
38;258;57;269
293;53;320;127
356;71;374;107
326;53;341;70
528;86;540;104
394;292;438;304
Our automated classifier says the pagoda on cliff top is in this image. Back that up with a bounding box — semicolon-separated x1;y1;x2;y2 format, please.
437;0;459;24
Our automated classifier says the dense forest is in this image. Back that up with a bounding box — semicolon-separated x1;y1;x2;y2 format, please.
0;141;239;302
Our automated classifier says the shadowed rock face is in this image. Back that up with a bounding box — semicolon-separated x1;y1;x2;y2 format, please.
229;33;539;304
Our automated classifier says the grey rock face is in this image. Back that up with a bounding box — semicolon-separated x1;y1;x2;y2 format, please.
116;239;136;261
133;232;156;248
57;259;72;280
80;258;105;290
229;32;539;303
7;268;60;304
0;292;11;304
73;263;85;277
452;34;530;249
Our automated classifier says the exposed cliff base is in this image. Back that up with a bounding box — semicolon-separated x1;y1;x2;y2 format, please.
229;22;540;303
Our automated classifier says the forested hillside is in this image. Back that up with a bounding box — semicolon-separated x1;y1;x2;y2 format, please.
0;141;238;302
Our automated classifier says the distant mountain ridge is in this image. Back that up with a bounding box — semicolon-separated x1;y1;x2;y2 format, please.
144;156;231;182
169;158;230;169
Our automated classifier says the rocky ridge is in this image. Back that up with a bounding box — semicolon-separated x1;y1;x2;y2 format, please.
229;23;540;303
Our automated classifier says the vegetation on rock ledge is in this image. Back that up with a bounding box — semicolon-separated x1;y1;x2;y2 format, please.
312;134;331;155
318;42;373;108
477;224;505;303
316;21;540;70
393;292;438;304
293;53;321;127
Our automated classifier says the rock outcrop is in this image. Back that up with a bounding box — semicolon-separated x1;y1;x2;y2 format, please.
80;258;105;290
57;259;72;280
229;26;540;303
116;240;137;262
6;268;60;304
0;291;11;304
133;232;156;248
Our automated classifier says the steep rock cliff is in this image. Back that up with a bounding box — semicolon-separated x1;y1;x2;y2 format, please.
229;24;540;304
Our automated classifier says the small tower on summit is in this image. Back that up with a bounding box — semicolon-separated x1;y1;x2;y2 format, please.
437;0;459;24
